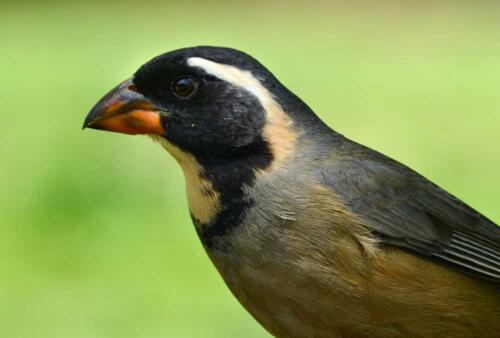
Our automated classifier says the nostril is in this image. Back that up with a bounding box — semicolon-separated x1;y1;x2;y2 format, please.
127;83;138;92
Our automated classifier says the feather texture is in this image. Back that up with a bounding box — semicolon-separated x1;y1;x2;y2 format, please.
320;137;500;283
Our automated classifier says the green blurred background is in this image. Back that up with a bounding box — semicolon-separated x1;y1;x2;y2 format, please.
1;1;499;337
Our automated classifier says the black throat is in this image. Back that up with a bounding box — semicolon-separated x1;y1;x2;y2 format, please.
190;137;273;249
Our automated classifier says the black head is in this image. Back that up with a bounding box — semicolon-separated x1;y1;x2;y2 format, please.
88;47;299;160
83;46;325;246
137;47;278;156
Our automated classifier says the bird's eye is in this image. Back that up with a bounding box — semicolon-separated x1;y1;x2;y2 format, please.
172;77;198;99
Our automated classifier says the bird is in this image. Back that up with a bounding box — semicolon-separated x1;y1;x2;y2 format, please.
83;46;500;337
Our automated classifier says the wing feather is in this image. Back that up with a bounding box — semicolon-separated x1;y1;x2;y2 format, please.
320;139;500;283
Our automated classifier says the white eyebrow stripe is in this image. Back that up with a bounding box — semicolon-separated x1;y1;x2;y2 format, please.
187;56;276;111
187;56;297;171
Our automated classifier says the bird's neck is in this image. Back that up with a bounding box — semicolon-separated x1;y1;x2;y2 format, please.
153;135;275;249
153;101;338;249
190;105;332;248
191;141;277;249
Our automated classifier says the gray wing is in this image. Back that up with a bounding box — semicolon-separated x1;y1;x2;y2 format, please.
320;139;500;283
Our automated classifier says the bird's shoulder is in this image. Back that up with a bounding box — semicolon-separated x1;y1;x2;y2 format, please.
316;136;500;283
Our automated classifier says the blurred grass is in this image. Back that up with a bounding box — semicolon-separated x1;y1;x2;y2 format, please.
1;1;499;337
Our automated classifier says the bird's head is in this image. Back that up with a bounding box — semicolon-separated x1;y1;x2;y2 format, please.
84;46;326;243
83;46;322;166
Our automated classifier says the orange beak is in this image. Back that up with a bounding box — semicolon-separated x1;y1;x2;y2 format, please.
83;78;165;135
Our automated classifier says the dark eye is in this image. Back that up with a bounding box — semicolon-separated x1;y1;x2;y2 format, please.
172;77;198;98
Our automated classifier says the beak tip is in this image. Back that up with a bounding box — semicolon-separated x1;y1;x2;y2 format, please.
83;105;102;130
82;116;92;130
